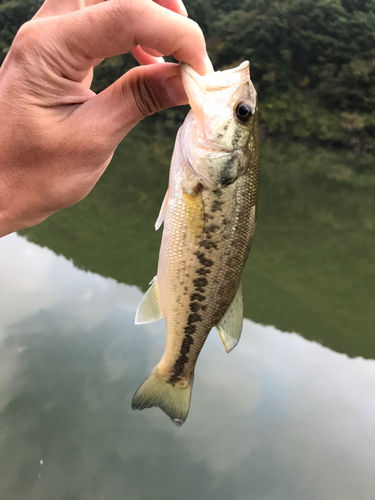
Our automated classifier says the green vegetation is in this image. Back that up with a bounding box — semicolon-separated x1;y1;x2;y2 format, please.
1;0;375;356
1;0;375;158
0;0;41;54
192;0;375;156
20;119;375;358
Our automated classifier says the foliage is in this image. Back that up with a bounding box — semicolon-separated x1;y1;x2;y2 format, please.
20;120;375;357
1;0;375;156
205;0;375;153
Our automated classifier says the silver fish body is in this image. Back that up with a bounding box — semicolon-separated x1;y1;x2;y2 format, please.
132;61;260;425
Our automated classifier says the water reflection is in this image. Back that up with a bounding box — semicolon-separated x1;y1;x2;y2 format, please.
20;125;375;358
0;234;374;500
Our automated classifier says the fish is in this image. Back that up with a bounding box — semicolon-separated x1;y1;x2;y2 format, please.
131;60;260;426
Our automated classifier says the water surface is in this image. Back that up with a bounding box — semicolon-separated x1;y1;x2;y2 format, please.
20;120;375;357
0;233;374;500
4;117;375;498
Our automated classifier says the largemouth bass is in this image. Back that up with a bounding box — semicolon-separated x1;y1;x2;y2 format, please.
132;61;260;426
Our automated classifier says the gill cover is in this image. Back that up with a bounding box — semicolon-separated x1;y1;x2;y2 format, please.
179;61;257;190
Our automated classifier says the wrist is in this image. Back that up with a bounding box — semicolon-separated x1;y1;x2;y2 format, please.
0;211;18;237
0;187;50;237
0;197;44;237
0;184;23;237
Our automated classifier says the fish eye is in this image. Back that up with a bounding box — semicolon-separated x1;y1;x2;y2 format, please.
235;102;253;123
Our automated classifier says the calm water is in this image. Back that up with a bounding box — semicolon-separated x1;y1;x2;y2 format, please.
0;233;375;500
21;119;375;357
1;119;374;498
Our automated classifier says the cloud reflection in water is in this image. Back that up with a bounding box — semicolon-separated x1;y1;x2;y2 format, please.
0;233;374;500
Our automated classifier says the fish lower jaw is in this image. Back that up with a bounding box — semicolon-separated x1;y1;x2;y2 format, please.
196;138;238;155
187;133;238;159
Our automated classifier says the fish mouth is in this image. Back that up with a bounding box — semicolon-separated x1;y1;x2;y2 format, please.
181;61;250;92
180;61;250;116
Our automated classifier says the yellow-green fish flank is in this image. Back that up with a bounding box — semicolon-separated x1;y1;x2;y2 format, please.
132;60;260;426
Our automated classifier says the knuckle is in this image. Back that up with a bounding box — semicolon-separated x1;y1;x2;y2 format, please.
110;0;127;19
12;21;41;59
129;71;164;118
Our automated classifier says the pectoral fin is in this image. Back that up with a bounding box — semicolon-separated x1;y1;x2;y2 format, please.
135;278;163;324
155;188;169;230
216;283;243;353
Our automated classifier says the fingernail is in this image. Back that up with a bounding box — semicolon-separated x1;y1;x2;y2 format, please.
205;54;214;74
165;76;188;105
177;0;188;16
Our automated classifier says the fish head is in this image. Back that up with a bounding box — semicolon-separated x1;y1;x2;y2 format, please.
181;61;258;189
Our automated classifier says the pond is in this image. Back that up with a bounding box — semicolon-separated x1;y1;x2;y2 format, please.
20;118;375;358
0;117;374;499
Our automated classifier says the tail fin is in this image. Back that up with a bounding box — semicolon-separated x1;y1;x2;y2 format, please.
131;368;193;426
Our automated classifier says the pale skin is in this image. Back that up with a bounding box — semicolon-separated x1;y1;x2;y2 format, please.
0;0;210;237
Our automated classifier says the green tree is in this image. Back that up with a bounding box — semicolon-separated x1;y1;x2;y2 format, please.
1;0;375;156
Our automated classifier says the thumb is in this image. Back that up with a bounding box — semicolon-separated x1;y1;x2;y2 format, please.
77;63;188;145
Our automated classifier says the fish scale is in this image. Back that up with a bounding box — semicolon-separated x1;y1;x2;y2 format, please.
132;60;260;425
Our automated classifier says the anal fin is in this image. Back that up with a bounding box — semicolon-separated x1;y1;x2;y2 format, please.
216;282;243;353
135;277;163;324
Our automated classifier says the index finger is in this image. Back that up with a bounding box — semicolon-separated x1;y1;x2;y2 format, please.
155;0;188;17
33;0;104;19
56;0;209;75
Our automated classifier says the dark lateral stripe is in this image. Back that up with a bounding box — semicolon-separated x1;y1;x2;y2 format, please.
169;205;222;385
169;244;217;384
169;304;204;384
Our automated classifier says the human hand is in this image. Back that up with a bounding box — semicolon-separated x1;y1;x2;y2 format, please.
0;0;210;237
